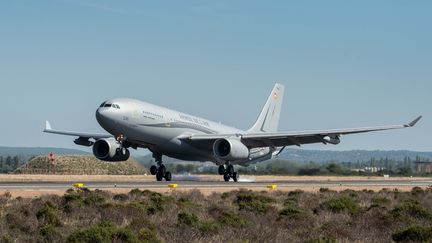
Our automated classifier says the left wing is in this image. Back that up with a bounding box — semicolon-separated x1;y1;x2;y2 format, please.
184;116;422;148
43;121;112;146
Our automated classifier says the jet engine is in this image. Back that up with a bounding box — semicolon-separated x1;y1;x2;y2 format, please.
92;138;130;162
322;135;340;145
213;137;250;161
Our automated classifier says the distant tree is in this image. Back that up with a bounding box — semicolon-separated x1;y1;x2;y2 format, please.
185;164;195;172
298;168;320;176
326;163;343;175
12;156;19;170
398;166;413;176
5;156;12;167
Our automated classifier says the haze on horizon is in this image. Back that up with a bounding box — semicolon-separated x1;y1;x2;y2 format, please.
0;1;430;153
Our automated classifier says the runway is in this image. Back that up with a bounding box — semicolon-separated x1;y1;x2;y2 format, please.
0;178;431;190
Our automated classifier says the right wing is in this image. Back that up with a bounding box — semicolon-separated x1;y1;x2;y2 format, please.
43;121;112;146
184;116;422;148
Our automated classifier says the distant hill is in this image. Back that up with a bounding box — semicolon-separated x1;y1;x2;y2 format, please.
279;148;432;163
15;155;147;175
135;148;432;166
0;146;90;164
0;146;89;156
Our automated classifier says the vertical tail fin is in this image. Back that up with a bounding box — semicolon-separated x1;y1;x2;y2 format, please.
248;83;285;133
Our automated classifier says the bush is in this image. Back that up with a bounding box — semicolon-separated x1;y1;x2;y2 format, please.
390;200;432;220
128;218;155;233
305;237;337;243
83;190;108;206
392;225;432;242
319;188;335;193
5;211;36;233
177;197;194;207
63;192;82;203
209;206;248;228
288;189;304;197
236;192;275;213
322;195;360;214
0;235;13;243
146;192;172;214
198;220;220;234
178;212;199;227
138;228;161;243
411;187;425;196
39;224;63;242
371;196;391;207
113;193;129;202
279;205;309;220
67;221;138;243
36;201;61;226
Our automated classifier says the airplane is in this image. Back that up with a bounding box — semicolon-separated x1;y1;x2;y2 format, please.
44;83;422;182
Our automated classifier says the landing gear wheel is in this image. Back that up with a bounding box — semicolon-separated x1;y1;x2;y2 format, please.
120;147;127;156
165;171;172;181
156;172;164;181
159;165;166;176
150;165;157;175
227;164;234;175
223;173;230;182
232;172;239;182
218;165;226;175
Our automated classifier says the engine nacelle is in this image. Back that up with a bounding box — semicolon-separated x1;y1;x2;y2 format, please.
92;138;130;162
213;137;250;161
323;135;340;145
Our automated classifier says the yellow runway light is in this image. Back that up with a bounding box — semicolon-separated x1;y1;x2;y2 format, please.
73;183;85;188
168;184;178;188
267;184;277;190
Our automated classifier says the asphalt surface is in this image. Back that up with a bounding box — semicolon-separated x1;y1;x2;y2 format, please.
0;179;431;190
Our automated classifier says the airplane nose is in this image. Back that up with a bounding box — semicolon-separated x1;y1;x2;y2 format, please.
96;108;107;124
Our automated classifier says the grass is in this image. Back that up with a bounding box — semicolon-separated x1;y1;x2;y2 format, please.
0;188;432;242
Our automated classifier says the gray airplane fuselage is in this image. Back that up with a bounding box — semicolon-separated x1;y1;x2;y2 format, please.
96;98;272;164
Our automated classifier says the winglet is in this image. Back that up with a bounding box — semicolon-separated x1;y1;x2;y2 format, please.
45;121;52;131
406;116;422;127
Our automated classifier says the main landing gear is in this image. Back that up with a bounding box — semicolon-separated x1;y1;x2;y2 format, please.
149;153;172;181
218;163;239;182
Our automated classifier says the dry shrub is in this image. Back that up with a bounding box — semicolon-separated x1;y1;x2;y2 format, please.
392;225;432;242
208;205;248;228
321;195;361;214
235;190;275;213
36;201;62;226
390;200;432;221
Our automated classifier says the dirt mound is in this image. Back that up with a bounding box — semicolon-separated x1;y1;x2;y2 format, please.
15;155;147;175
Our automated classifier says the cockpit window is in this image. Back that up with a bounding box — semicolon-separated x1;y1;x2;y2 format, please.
99;102;106;107
104;103;112;107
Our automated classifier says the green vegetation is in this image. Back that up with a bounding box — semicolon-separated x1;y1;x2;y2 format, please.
236;190;275;213
321;195;360;214
1;188;432;241
0;155;20;173
392;225;432;242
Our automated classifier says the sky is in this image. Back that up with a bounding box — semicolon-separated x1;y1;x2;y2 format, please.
0;0;430;153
